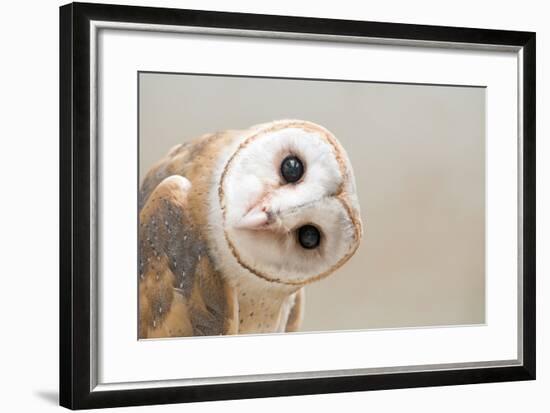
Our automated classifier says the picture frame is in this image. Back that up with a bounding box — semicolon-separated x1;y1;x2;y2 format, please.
59;2;536;409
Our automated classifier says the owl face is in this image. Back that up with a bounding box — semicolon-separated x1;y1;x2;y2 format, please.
217;120;362;286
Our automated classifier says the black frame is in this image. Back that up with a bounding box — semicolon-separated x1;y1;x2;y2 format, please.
60;2;536;409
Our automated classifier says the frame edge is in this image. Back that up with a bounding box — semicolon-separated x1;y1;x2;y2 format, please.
59;2;536;409
521;32;536;379
60;2;75;409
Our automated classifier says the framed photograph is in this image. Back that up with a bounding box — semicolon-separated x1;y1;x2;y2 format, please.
59;2;536;409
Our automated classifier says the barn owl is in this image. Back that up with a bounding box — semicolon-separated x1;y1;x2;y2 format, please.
139;120;362;338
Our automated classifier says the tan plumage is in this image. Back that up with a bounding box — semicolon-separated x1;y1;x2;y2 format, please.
139;120;362;338
139;131;241;338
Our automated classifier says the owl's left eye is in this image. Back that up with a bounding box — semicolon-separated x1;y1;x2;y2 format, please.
281;155;304;183
297;225;321;249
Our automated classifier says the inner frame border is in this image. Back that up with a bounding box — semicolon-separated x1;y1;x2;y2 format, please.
93;20;521;390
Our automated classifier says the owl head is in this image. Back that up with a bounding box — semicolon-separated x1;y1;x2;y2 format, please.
214;120;362;287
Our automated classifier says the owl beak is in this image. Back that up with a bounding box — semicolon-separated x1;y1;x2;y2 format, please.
234;207;270;230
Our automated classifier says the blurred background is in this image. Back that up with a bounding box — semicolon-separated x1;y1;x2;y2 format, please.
139;72;485;331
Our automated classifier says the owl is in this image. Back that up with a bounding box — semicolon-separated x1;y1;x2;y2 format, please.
139;119;362;338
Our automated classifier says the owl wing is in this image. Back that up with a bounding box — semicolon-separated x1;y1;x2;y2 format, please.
139;175;238;338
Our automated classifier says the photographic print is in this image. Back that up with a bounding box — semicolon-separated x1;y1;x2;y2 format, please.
138;73;485;339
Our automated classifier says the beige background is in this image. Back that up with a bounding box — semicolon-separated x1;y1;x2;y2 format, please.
139;72;485;331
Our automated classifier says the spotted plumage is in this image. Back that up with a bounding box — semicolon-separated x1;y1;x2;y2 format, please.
138;120;362;338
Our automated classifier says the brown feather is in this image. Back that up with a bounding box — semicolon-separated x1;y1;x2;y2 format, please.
138;173;237;338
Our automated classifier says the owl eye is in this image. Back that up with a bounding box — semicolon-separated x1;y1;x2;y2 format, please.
297;225;321;249
281;155;304;183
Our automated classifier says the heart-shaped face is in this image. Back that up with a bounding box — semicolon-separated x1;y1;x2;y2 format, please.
219;120;362;286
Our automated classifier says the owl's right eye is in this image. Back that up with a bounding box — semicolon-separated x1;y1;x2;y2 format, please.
281;155;304;183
